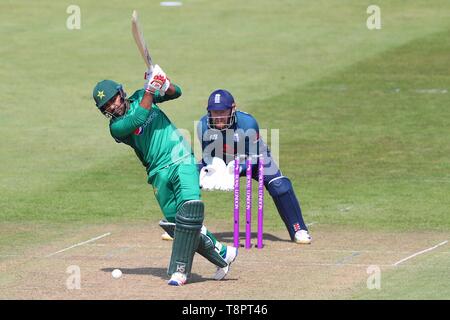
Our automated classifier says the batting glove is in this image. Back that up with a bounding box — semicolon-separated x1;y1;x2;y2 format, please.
159;77;171;96
144;64;167;95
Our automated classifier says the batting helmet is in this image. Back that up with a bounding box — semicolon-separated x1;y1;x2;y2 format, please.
92;80;124;109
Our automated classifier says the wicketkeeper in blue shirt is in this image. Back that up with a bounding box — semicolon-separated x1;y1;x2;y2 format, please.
197;89;312;244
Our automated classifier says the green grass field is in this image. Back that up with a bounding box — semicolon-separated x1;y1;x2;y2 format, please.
1;0;449;299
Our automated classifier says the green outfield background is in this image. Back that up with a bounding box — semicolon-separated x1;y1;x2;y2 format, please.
1;0;449;299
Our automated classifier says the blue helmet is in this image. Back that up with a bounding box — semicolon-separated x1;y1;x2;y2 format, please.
206;89;236;130
207;89;235;111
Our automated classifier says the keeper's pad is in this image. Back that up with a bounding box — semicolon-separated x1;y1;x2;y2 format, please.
160;220;227;269
267;176;307;240
168;200;204;277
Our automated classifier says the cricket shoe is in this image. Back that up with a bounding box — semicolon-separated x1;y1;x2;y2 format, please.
214;246;238;280
294;230;312;244
161;232;173;241
168;272;187;286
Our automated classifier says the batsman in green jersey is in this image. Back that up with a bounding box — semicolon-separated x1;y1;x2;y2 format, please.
92;65;237;286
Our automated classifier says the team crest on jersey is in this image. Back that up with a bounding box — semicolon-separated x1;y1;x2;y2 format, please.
209;134;219;141
134;127;144;135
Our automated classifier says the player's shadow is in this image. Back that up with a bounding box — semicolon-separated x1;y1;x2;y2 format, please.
213;232;291;243
101;267;225;284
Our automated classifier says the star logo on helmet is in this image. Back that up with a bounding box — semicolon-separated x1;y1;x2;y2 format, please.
97;90;105;100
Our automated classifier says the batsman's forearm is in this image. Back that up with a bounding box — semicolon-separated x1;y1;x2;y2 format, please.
165;83;177;96
140;91;154;110
154;84;182;103
169;84;182;99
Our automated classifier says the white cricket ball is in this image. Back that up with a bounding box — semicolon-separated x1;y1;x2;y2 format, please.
112;269;122;279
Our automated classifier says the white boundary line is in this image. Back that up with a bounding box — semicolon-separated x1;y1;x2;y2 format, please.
241;261;394;267
45;232;111;258
393;240;448;266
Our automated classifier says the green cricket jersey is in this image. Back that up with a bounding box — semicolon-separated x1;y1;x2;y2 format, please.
109;85;193;181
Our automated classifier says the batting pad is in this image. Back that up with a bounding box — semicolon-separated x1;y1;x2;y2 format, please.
168;200;204;277
160;220;227;269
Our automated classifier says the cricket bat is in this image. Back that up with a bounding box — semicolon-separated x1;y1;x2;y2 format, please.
131;10;153;71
